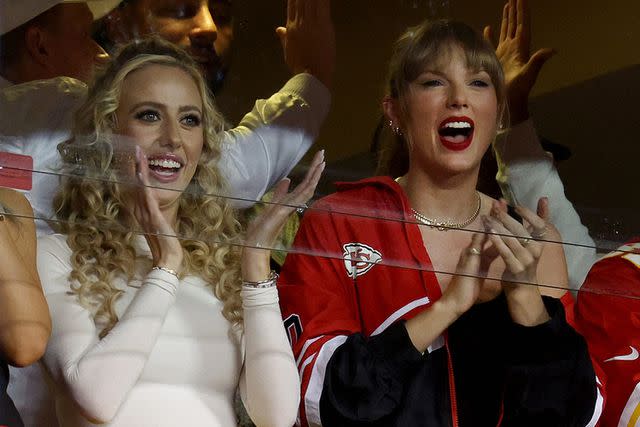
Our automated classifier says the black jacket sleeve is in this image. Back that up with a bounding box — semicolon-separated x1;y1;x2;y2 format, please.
319;321;424;426
501;296;598;427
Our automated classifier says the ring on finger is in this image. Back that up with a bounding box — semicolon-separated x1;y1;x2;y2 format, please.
521;237;531;246
468;247;481;256
531;226;548;239
296;203;309;215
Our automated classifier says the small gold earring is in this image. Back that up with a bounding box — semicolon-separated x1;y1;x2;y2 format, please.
389;120;402;136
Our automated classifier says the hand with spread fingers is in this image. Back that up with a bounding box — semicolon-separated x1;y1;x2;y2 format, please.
276;0;336;89
242;150;325;282
133;146;184;275
484;0;555;125
482;198;558;325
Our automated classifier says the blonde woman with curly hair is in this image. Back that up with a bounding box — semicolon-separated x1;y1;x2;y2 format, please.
37;37;324;427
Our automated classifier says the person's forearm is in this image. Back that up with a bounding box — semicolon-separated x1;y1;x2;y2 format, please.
241;286;299;427
241;248;271;283
505;287;550;326
43;269;177;423
0;281;50;366
220;74;330;208
0;229;50;366
405;299;459;353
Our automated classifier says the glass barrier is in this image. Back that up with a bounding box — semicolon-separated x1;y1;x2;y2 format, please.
1;1;639;426
0;148;636;300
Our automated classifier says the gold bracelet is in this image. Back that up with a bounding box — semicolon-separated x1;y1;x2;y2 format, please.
151;265;179;278
242;271;278;288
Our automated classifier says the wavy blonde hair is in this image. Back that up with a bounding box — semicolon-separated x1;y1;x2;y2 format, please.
54;37;242;336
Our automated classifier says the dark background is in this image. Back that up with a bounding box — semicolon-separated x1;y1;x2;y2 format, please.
215;0;640;244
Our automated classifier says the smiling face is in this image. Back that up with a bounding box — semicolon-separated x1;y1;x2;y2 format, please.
391;44;499;177
114;63;204;207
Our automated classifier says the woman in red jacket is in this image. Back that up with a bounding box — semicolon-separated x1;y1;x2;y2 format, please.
278;18;599;427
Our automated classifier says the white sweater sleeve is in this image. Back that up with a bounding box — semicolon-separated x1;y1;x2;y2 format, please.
493;119;597;289
239;286;300;427
38;235;178;423
219;73;331;209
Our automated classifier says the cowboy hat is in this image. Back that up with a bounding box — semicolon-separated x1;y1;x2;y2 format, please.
0;0;121;35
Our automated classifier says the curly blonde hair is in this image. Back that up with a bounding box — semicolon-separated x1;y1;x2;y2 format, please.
54;37;242;336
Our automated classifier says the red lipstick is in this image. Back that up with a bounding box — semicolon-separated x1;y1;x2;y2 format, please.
438;116;475;151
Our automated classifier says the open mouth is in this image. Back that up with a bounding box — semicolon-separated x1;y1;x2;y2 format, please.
146;153;184;183
438;117;474;151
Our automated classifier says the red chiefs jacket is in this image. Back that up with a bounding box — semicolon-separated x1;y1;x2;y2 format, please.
278;176;600;427
575;239;640;427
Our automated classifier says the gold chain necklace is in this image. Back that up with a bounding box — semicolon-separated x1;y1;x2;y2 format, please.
411;192;481;231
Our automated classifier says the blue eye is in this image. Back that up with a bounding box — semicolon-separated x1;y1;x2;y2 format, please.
135;110;160;122
182;114;202;127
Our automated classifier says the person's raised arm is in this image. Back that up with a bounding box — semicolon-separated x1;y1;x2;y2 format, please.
483;200;600;425
0;189;50;367
484;0;554;126
405;232;489;352
276;0;336;90
220;0;334;207
239;150;325;427
486;0;596;289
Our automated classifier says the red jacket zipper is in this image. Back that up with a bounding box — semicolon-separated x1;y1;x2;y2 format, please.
445;334;459;427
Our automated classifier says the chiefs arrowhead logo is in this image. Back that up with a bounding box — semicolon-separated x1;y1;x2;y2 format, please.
342;243;383;278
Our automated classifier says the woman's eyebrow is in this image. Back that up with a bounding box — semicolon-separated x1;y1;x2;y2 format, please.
128;102;202;115
178;105;202;114
128;101;164;114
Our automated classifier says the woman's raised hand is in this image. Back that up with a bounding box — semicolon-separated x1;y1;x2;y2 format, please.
241;150;325;282
483;199;546;286
483;0;555;125
406;232;489;352
133;146;183;274
483;199;552;325
440;232;489;316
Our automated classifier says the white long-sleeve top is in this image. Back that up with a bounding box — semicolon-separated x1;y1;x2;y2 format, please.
38;234;299;427
2;73;327;427
493;119;597;290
